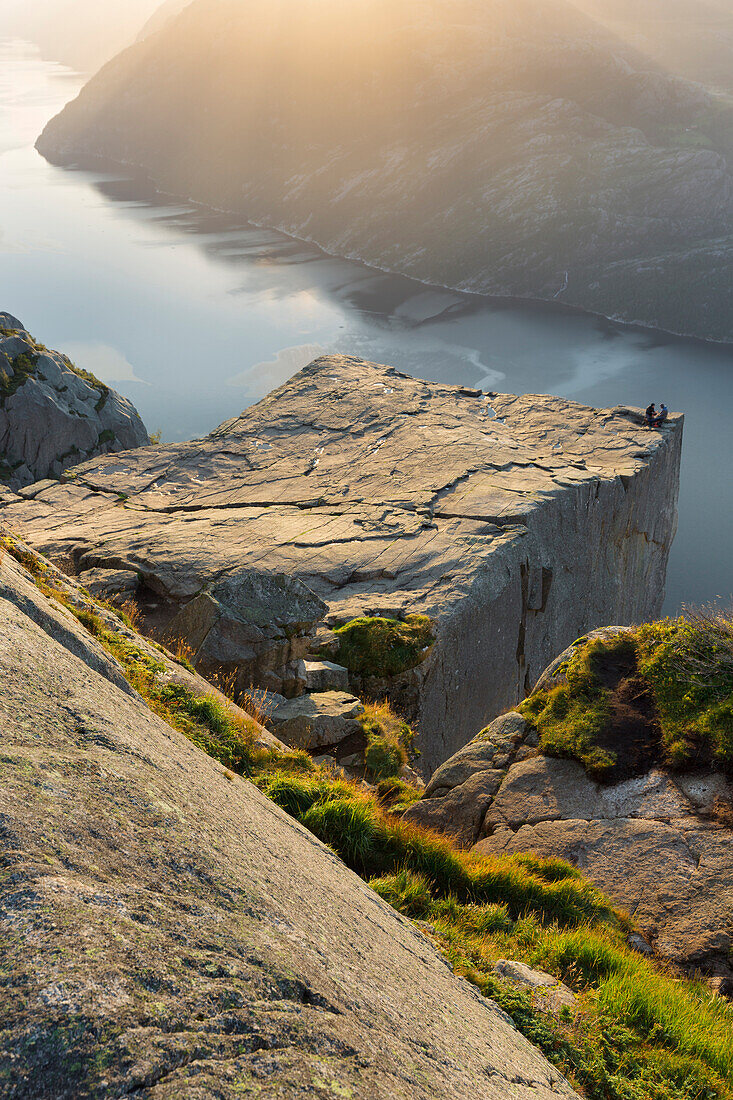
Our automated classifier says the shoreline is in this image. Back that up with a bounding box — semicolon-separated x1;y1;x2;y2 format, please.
37;144;733;355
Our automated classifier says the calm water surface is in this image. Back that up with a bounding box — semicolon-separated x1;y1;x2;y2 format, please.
1;38;731;613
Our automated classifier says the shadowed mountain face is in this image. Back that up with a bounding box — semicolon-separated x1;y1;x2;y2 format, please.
37;0;733;341
573;0;733;92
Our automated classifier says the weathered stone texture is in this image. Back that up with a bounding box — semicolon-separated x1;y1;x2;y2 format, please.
0;315;148;490
0;545;579;1099
2;355;682;771
405;666;733;974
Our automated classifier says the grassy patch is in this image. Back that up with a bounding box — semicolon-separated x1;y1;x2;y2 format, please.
521;616;733;777
635;612;733;771
359;699;415;780
520;634;637;779
0;352;39;402
328;614;434;678
372;871;733;1099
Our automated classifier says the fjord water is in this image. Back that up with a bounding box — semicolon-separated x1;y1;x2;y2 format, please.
1;39;731;614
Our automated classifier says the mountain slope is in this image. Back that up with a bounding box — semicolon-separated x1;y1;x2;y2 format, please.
0;537;580;1099
37;0;733;341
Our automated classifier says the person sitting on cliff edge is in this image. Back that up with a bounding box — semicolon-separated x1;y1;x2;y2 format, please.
655;403;669;427
645;402;656;428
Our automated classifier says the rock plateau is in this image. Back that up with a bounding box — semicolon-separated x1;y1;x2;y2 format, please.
2;355;682;773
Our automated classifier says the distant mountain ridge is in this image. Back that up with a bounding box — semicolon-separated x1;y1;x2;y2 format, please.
0;0;163;70
36;0;733;341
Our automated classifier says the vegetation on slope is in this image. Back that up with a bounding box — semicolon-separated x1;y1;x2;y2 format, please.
326;613;434;678
359;698;417;780
521;616;733;780
3;533;733;1100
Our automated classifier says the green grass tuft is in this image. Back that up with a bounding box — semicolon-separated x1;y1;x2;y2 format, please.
636;614;733;771
328;614;434;678
359;699;416;780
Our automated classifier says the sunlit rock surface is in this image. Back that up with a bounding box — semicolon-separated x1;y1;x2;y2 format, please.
0;545;580;1099
2;355;683;771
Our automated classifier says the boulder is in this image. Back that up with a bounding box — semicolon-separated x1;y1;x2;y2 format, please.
304;657;350;692
493;960;577;1016
3;356;683;772
424;712;528;797
403;768;506;847
0;537;579;1098
268;691;365;752
164;570;327;697
478;813;733;971
404;641;733;972
0;317;149;491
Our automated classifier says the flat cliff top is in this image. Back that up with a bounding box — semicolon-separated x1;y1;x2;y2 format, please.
0;546;578;1099
3;355;681;621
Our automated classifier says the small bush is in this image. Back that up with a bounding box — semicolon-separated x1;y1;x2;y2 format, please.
636;612;733;771
360;699;416;780
329;614;434;678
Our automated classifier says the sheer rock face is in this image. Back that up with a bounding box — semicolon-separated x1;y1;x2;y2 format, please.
2;355;682;771
0;315;149;491
0;548;580;1100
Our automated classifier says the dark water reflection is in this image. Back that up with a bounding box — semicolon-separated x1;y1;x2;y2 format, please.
1;39;731;614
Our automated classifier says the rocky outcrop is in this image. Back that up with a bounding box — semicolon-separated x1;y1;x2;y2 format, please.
1;356;682;772
0;531;579;1098
476;761;733;974
35;0;733;342
0;314;149;491
405;635;733;977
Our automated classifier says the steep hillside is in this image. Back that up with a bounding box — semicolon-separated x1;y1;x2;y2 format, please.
37;0;733;341
3;531;733;1098
0;535;580;1100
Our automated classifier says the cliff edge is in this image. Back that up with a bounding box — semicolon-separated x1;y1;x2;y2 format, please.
1;355;683;772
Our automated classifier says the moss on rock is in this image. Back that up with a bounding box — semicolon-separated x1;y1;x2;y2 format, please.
522;615;733;780
328;614;434;679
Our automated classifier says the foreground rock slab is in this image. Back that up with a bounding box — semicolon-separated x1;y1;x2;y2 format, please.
2;355;682;771
0;550;579;1099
